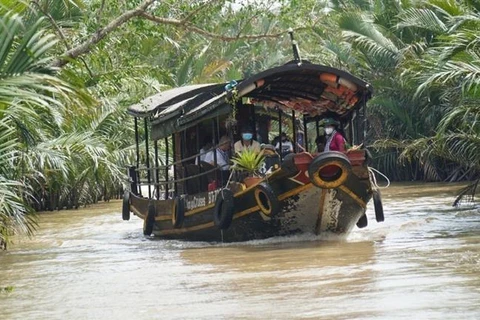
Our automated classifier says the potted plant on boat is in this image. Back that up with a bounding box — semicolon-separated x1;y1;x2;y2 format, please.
231;149;266;187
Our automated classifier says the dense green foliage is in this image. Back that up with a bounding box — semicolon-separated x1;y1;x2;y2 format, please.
0;0;478;247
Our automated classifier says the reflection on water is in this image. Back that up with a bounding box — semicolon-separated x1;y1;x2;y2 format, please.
0;183;479;319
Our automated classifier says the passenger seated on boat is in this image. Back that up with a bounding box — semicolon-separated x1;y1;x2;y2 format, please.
275;133;294;158
323;118;346;152
195;135;213;165
260;143;277;155
261;144;280;172
234;125;261;154
204;135;231;185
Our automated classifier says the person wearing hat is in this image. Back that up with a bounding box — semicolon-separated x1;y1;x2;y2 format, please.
234;125;261;154
323;118;346;152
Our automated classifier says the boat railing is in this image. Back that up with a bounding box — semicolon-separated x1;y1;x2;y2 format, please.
128;143;227;199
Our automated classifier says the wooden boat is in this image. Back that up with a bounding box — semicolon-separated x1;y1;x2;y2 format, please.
122;57;384;242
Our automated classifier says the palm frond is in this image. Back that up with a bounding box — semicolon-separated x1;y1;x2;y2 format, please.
396;8;448;33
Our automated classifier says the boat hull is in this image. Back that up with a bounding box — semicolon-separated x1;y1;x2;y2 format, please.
127;152;372;242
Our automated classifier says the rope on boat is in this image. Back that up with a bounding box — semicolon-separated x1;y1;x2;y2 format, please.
368;167;391;189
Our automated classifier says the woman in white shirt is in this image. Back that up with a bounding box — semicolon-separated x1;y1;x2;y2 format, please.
234;125;261;154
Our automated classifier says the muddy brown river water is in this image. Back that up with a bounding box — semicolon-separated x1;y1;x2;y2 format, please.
1;183;479;319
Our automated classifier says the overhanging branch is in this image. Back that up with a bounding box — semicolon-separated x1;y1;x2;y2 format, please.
51;0;156;68
50;0;306;69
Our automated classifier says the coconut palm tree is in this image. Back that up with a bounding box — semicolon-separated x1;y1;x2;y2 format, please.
0;11;93;247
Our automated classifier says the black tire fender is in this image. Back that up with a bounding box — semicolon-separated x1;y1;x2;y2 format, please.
308;151;351;189
356;213;368;228
122;191;130;221
213;189;235;230
373;189;384;222
254;182;281;217
172;196;185;228
143;201;156;235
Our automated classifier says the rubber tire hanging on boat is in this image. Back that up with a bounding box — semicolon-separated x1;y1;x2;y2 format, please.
213;189;235;230
373;189;385;222
122;191;130;221
172;196;185;228
143;201;156;236
308;151;351;189
254;182;280;217
356;213;368;228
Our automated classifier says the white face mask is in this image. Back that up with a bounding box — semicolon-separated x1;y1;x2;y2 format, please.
325;127;334;135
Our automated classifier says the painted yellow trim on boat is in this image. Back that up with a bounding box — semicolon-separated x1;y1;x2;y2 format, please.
137;183;313;223
158;205;261;235
278;183;313;200
338;185;367;208
132;206;145;220
185;203;215;216
159;221;215;235
234;205;261;219
155;215;172;221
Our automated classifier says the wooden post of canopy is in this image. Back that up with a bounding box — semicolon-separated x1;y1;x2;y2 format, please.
164;136;169;200
303;115;308;152
349;114;354;147
362;93;368;144
292;110;297;153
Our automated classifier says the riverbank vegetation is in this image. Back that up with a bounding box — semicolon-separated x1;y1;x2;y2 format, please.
1;0;478;247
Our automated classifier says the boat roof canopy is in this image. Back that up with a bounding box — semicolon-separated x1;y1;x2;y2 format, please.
127;61;373;140
127;83;225;118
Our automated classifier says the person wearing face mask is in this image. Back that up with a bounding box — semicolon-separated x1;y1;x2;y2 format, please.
323;118;346;152
234;125;261;154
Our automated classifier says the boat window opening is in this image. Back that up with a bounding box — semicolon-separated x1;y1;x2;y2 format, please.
172;133;178;196
143;117;151;198
154;139;160;200
195;124;200;166
360;93;367;144
251;104;257;138
182;129;187;164
278;109;283;158
303;115;309;153
212;117;218;181
134;117;140;170
129;138;236;199
164;136;169;200
134;117;141;196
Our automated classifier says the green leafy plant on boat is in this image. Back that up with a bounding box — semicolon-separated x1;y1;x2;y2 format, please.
231;149;266;177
